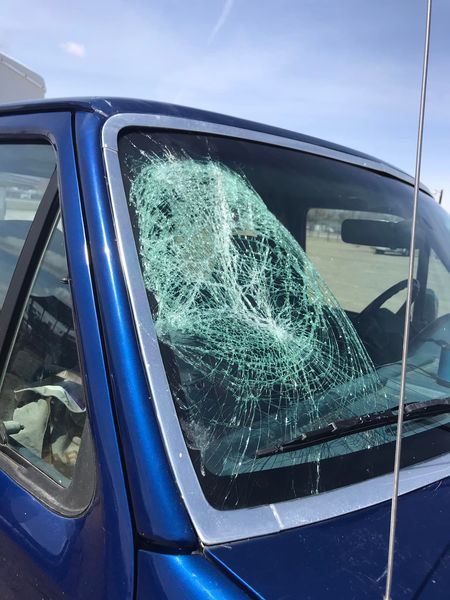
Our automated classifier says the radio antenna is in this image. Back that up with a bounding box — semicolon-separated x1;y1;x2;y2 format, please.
384;1;432;598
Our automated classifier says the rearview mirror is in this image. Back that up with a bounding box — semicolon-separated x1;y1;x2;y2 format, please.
341;219;414;249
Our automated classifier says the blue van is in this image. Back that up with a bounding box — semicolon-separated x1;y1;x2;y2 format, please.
0;98;449;598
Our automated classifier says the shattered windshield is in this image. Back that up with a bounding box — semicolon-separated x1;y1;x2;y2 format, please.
119;130;450;510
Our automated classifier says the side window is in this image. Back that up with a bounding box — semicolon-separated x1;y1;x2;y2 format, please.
306;208;415;314
424;249;450;318
0;218;86;487
0;143;55;309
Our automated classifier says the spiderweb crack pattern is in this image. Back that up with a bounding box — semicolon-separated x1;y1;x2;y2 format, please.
129;155;381;479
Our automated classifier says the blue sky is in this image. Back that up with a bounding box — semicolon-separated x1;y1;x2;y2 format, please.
1;0;449;205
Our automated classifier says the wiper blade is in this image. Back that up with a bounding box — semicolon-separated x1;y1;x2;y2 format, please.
256;397;450;458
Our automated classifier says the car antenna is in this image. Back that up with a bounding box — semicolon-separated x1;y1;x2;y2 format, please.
384;1;433;598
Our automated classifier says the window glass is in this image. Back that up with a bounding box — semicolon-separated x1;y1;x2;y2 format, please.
424;249;450;318
0;143;55;309
119;130;450;510
0;218;86;487
306;208;418;313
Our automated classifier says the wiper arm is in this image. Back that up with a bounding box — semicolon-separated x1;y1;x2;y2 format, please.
256;397;450;458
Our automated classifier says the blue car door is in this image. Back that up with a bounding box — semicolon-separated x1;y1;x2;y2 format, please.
0;110;135;598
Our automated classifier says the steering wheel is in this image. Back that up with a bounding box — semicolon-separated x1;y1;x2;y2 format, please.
355;279;420;365
359;278;420;319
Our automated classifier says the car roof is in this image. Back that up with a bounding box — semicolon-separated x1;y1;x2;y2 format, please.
0;96;389;165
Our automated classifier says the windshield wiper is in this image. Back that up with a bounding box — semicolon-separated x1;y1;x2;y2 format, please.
256;397;450;458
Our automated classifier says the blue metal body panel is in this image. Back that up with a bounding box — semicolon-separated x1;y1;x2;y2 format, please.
207;479;450;599
0;111;135;598
74;111;197;548
136;550;249;599
0;96;388;164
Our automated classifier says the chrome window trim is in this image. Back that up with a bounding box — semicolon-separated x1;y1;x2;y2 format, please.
102;113;446;545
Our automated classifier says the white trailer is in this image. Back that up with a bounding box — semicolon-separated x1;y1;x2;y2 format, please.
0;54;46;219
0;52;45;103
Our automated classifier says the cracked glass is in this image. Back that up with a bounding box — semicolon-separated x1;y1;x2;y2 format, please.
119;130;450;510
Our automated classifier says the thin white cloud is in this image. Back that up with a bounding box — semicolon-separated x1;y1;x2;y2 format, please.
60;41;86;58
208;0;234;44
